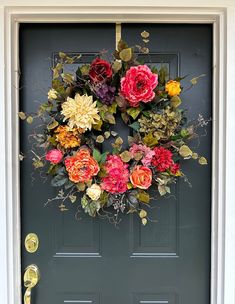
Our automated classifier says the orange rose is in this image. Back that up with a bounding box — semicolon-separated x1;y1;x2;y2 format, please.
130;166;152;190
65;149;99;183
165;80;181;97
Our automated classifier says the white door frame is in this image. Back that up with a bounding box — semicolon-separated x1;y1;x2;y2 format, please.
0;5;234;304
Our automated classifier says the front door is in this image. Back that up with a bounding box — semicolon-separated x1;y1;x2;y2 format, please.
20;23;212;304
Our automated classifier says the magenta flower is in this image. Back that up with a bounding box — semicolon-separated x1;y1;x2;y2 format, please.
120;65;158;107
101;155;129;194
45;149;63;164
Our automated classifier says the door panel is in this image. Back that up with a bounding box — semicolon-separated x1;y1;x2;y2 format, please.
20;23;212;304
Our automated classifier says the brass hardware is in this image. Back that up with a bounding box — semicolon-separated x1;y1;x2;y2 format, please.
25;233;39;253
23;264;40;304
116;23;122;50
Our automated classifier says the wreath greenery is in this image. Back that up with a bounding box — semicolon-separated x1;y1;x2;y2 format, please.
19;31;208;225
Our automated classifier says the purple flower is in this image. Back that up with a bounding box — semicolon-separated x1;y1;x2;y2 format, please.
94;83;116;105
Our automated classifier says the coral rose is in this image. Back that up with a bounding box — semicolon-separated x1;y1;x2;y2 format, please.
45;149;63;164
151;147;173;172
65;149;99;183
89;58;112;82
165;80;181;97
120;65;158;107
130;166;152;190
86;184;102;201
101;155;129;194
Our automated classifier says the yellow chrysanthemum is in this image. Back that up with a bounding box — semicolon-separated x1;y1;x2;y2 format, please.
55;125;81;149
61;93;100;131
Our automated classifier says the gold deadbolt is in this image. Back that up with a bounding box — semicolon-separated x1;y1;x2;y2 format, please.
25;233;39;253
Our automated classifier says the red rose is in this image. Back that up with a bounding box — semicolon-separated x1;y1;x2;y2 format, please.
89;58;112;82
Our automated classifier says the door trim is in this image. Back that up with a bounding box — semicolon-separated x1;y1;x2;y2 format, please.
0;5;232;304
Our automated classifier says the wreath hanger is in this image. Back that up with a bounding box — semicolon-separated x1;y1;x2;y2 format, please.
116;22;122;50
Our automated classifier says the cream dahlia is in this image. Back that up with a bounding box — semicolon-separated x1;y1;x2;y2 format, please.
61;93;100;132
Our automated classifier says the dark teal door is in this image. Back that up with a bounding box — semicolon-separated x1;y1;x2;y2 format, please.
20;23;212;304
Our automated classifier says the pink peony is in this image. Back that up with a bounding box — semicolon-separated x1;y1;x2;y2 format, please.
129;144;155;166
120;65;158;107
45;149;63;164
101;155;129;194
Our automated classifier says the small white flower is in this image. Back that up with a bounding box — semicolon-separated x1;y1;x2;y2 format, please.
86;184;102;201
48;88;58;100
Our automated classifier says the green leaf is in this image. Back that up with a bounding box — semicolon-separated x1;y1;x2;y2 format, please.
137;190;150;203
143;133;158;148
170;95;182;108
139;209;147;218
100;152;108;164
112;60;122;73
198;156;208;165
93;149;102;163
108;101;117;114
26;116;33;124
51;175;68;187
159;66;169;84
115;137;123;146
142;218;148;226
99;191;108;206
32;159;44;169
52;79;65;96
61;73;74;84
59;52;66;59
104;131;111;139
96;135;105;143
117;39;128;52
179;145;193;158
190;74;206;85
121;112;129;124
129;121;140;131
47;120;59;130
76;182;86;191
116;96;128;108
92;119;103;131
81;195;100;217
119;150;132;163
104;112;116;124
80;64;90;75
18;111;26;120
69;195;77;203
158;184;170;196
127;107;141;119
141;31;150;39
119;48;133;62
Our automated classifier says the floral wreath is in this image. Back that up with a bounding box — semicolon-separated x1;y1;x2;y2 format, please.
19;31;208;225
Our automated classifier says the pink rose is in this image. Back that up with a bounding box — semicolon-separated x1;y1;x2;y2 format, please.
45;149;63;164
129;143;155;166
120;65;158;107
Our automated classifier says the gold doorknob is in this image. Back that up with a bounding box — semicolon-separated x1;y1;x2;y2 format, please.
23;264;40;304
